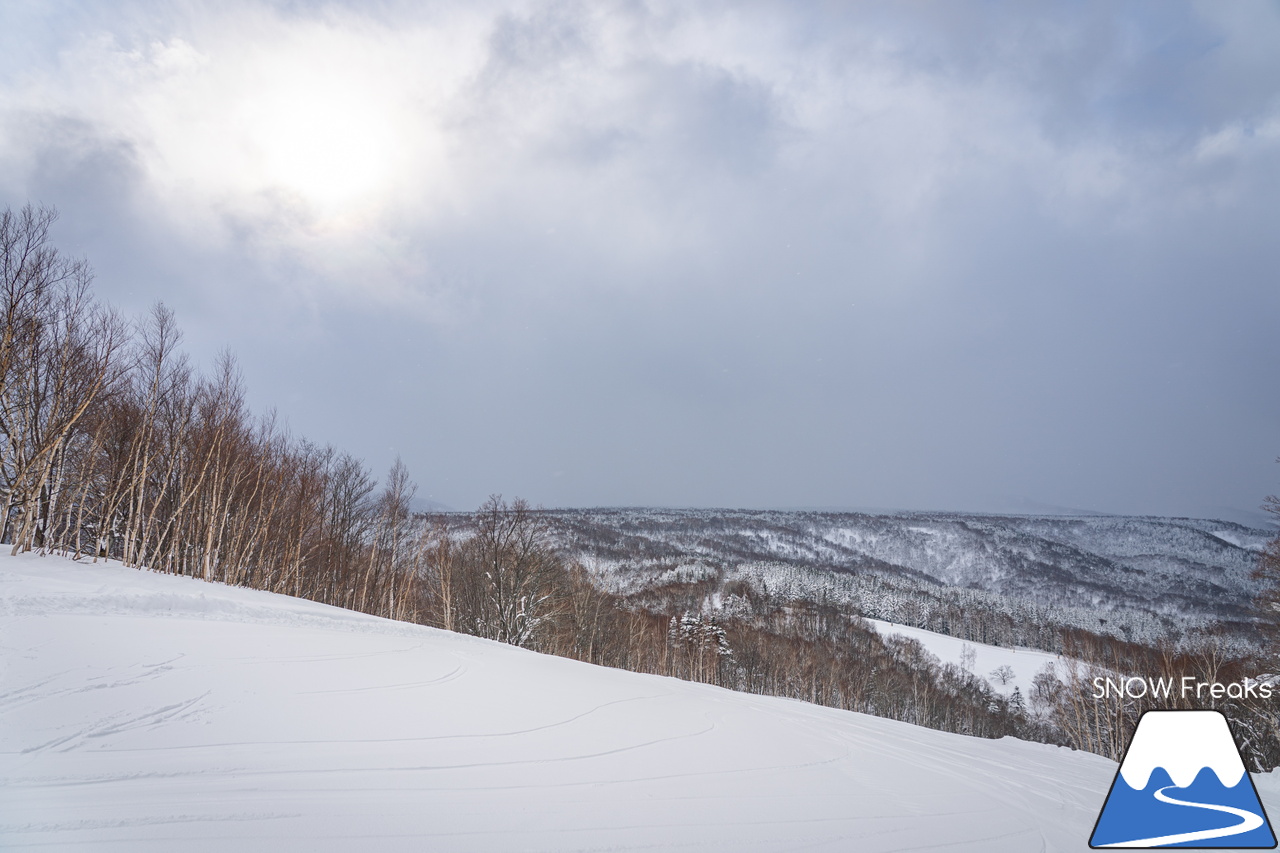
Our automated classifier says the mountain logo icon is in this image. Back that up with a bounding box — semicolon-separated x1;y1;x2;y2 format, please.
1090;709;1276;848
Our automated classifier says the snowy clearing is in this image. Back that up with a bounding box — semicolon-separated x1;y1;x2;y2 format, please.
3;552;1276;852
867;618;1062;697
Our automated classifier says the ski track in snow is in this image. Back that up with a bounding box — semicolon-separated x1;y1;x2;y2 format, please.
4;552;1279;852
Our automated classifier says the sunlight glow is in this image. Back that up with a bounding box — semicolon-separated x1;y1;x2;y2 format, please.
236;69;406;218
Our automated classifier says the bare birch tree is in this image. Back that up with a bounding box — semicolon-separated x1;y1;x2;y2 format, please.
0;205;128;552
460;496;565;648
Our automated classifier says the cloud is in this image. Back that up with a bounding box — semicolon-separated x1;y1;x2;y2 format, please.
1;0;1277;514
6;1;1272;297
1;4;479;305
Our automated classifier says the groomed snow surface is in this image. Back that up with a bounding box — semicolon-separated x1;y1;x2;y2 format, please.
4;552;1277;852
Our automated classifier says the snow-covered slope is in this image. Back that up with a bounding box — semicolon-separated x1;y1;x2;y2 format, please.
867;619;1061;697
2;552;1274;852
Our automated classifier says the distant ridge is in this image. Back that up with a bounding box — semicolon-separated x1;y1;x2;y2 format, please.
539;508;1273;627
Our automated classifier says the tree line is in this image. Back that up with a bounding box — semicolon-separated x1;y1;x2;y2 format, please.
7;202;1279;768
1;204;422;618
1;203;1033;745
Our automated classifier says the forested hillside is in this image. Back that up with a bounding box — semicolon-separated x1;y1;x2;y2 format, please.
543;508;1272;640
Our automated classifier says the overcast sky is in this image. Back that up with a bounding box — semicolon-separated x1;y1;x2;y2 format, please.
2;1;1278;521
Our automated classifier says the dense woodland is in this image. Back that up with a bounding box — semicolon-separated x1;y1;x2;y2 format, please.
6;203;1280;768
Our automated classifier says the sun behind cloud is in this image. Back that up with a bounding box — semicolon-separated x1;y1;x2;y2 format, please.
231;54;408;220
33;15;467;253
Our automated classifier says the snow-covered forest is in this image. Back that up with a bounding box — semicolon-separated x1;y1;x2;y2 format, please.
524;507;1280;766
5;202;1280;772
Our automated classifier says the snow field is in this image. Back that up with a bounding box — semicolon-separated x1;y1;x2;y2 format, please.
4;551;1278;851
867;618;1062;697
